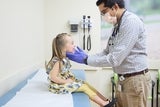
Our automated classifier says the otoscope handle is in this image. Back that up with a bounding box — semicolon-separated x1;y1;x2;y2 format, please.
83;15;86;50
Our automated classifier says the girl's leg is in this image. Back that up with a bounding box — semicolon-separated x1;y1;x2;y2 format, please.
76;84;116;107
90;95;109;106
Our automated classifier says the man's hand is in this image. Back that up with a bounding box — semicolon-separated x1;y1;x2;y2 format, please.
66;47;88;64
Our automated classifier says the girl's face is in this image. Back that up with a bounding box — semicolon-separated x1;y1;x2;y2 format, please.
64;36;75;53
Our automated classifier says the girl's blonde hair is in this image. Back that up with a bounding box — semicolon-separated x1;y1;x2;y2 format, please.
45;33;70;73
51;33;70;60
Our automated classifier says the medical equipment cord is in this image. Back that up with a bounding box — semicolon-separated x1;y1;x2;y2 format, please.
83;15;86;50
87;16;91;51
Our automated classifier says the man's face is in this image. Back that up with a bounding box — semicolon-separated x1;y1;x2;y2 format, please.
98;3;110;16
98;3;115;16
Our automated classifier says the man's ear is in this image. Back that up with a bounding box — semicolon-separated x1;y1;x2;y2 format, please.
112;3;119;10
114;3;119;9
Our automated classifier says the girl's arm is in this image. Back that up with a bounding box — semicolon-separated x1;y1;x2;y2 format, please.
49;61;73;84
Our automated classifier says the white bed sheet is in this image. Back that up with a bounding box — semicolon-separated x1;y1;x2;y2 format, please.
3;69;73;107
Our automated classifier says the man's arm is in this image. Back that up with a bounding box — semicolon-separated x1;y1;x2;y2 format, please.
87;18;141;67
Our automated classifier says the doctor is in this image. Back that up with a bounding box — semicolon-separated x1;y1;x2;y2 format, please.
67;0;151;107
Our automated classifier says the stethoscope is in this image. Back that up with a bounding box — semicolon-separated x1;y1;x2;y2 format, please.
109;10;127;46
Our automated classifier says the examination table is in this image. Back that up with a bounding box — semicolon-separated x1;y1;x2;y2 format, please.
0;69;91;107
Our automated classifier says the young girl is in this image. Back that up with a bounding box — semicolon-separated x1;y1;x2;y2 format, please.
45;33;116;107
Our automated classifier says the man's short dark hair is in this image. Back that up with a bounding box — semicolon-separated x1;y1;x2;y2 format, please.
96;0;125;8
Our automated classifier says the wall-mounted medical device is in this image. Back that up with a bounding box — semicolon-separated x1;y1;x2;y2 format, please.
81;15;92;29
81;15;92;51
69;20;79;32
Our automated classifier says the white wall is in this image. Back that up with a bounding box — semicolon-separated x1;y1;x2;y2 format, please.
0;0;45;96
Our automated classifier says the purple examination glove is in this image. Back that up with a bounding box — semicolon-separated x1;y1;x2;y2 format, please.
66;47;88;64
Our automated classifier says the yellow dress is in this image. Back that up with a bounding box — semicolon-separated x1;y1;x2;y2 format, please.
45;57;84;94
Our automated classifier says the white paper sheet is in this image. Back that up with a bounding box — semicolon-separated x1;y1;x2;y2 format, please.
3;69;74;107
